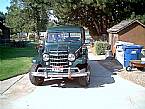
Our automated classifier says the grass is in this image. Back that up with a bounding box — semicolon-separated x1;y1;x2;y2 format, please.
0;46;37;80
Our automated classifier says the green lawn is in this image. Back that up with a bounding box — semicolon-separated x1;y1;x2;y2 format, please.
0;47;36;80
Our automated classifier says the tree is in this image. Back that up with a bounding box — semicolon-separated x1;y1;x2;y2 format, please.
52;0;108;40
129;12;145;24
0;12;5;23
6;0;145;40
52;0;145;40
5;0;55;38
51;0;118;39
5;2;24;34
128;0;145;24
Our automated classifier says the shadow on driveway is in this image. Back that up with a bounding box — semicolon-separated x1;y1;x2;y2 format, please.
42;60;115;88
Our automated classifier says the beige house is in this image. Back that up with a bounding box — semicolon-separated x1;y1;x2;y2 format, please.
107;20;145;55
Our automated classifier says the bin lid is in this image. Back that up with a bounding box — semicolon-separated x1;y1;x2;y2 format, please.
123;45;144;49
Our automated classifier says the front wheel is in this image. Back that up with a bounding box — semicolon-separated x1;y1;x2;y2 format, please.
126;66;132;72
78;74;90;87
29;64;44;86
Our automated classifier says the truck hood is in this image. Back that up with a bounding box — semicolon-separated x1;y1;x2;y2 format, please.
44;42;82;53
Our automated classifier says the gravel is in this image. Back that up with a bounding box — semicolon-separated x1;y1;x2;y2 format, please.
98;57;145;88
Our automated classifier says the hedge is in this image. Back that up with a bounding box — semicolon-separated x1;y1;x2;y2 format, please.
94;41;109;55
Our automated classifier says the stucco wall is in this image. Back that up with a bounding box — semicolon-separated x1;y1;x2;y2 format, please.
109;33;119;54
108;33;112;45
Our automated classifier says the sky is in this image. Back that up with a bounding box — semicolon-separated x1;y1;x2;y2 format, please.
0;0;10;13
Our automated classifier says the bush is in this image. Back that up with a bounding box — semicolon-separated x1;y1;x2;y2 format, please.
94;41;109;55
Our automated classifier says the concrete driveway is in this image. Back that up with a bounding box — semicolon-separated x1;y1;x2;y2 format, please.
1;52;145;109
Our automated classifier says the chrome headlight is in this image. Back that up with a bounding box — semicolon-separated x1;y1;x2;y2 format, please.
68;53;75;62
43;54;49;61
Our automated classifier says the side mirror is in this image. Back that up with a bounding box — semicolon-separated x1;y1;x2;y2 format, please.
85;40;90;46
82;46;88;55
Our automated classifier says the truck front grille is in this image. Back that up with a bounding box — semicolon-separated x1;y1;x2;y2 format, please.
49;50;68;67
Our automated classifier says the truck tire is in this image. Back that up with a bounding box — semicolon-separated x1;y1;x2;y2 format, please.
78;74;90;87
29;64;44;86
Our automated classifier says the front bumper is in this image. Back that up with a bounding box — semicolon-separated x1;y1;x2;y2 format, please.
31;67;89;78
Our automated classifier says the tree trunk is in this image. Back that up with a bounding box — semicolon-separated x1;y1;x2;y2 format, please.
93;20;101;34
26;32;28;41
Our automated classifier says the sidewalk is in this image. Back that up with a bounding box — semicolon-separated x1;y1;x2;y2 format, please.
0;75;25;95
88;48;106;60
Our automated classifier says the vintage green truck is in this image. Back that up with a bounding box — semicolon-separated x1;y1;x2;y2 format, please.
29;25;90;86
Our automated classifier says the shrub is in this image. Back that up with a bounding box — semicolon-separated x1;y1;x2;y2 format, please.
94;41;109;55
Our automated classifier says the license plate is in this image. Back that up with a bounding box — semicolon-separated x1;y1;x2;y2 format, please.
52;66;63;72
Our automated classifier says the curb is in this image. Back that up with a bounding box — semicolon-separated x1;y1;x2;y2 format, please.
0;74;25;95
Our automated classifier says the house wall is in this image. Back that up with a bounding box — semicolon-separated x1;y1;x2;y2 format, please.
108;33;112;45
118;22;145;48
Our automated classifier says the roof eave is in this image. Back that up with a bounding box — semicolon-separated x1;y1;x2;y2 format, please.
107;20;145;33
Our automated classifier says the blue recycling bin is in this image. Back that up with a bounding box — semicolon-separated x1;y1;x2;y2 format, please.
123;45;143;67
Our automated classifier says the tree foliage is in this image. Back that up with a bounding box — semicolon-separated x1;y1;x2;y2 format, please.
0;11;5;23
52;0;145;40
6;2;24;34
5;0;55;36
5;0;145;40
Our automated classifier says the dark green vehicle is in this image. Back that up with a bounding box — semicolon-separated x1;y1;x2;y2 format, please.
29;25;90;86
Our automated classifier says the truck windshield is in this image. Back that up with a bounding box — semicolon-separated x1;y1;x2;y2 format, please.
47;33;81;42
